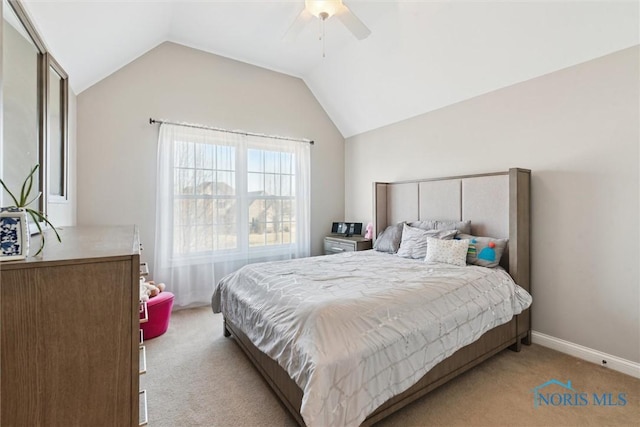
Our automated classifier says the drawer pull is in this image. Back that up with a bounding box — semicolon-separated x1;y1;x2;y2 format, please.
139;301;148;324
139;346;147;375
331;247;345;252
139;389;148;426
139;329;144;347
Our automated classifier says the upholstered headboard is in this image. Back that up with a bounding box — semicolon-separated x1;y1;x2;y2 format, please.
373;168;531;338
373;168;530;288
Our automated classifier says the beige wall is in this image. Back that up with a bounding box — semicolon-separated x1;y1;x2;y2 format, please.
345;46;639;363
77;42;344;271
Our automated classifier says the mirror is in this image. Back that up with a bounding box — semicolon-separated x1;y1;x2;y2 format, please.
2;0;69;216
2;0;43;211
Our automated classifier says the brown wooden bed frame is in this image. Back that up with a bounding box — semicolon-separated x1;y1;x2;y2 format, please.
221;168;531;426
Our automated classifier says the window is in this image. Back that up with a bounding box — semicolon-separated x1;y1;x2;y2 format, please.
169;131;302;258
173;141;237;255
155;123;310;307
247;149;295;248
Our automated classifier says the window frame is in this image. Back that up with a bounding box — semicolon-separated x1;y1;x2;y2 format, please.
170;138;298;262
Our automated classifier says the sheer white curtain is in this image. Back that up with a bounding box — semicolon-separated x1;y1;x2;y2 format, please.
154;123;310;308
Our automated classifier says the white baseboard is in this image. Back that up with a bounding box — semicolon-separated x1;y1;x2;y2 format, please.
531;331;640;379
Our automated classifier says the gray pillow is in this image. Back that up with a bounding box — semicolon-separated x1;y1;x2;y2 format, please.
373;223;404;253
408;220;438;230
397;224;457;259
457;233;508;268
409;220;471;234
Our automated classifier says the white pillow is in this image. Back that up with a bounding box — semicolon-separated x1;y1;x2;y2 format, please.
425;237;469;267
396;224;457;259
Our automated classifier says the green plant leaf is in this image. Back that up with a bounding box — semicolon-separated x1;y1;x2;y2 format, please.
19;165;39;207
0;177;20;207
26;208;61;243
24;191;42;208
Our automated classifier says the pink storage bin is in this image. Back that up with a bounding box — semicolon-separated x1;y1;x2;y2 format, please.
140;291;174;340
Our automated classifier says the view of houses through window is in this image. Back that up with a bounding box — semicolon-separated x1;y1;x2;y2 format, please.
173;140;296;256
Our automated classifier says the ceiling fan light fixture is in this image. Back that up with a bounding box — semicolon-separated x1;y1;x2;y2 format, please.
305;0;342;20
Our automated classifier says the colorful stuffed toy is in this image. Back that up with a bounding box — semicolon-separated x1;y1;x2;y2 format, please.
139;276;166;302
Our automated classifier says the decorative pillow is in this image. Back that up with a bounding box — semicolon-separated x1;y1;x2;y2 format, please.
396;224;457;259
425;237;469;267
457;233;508;268
373;223;404;253
409;220;471;234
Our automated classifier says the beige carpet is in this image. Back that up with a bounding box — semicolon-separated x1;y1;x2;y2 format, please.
141;307;639;426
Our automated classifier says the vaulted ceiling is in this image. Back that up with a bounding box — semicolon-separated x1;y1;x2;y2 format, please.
22;0;639;137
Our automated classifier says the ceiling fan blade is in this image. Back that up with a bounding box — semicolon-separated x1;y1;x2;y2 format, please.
336;4;371;40
283;8;314;42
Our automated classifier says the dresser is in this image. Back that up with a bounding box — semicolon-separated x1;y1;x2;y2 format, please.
0;226;141;426
324;235;372;255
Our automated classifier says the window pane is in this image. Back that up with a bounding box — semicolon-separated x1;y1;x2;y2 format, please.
249;199;266;224
282;221;292;243
175;199;196;226
174;224;197;254
216;171;235;195
197;199;214;225
217;145;235;170
197;225;213;252
249;197;265;247
248;172;263;193
216;199;236;225
264;174;276;195
281;152;292;174
272;199;282;224
249;221;265;247
175;140;194;168
290;202;296;222
175;168;194;195
264;151;279;173
217;224;236;249
173;202;182;226
195;143;214;169
281;175;291;196
195;170;214;195
281;199;292;222
264;222;281;245
248;149;262;172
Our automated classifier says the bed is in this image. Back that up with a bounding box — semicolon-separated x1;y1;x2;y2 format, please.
212;168;531;426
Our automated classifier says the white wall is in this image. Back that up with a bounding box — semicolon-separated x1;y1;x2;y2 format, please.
77;42;344;271
345;46;639;363
47;90;77;226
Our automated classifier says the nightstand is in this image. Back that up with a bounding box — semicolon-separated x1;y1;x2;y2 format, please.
324;235;372;255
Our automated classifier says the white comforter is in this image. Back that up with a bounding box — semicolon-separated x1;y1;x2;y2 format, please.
211;250;532;427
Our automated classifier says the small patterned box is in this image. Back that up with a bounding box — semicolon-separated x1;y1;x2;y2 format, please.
0;207;29;261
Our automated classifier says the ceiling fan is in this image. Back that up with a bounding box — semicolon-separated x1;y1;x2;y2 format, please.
284;0;371;42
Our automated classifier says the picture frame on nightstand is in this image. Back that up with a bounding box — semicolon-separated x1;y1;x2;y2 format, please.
331;222;362;237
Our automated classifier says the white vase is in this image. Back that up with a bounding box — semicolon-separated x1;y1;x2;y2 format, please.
0;207;30;261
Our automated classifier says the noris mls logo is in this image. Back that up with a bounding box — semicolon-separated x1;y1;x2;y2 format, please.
531;379;627;408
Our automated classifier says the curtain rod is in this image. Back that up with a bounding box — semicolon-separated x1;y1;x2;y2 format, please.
149;118;314;145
